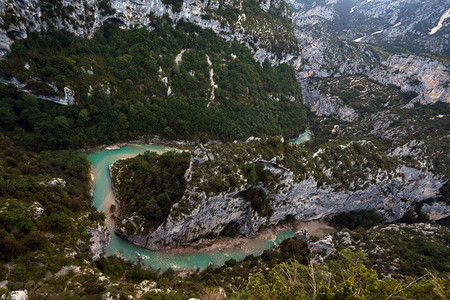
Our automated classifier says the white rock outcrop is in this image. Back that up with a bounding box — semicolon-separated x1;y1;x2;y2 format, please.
86;225;110;261
369;54;450;105
116;143;444;250
0;0;297;65
1;290;28;300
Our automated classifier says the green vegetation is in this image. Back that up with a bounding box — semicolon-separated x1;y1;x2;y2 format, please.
166;137;403;219
389;103;450;177
111;151;190;234
161;0;184;13
312;75;417;113
398;202;430;224
219;221;241;238
329;210;382;230
191;138;398;194
240;0;299;57
337;223;450;279
89;240;450;299
90;237;311;299
0;21;307;151
238;250;449;300
241;187;274;217
202;0;299;57
243;162;278;186
0;2;448;299
74;238;450;299
98;0;116;15
0;133;105;291
308;75;450;178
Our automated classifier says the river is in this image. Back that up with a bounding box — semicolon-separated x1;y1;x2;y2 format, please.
86;144;296;271
291;129;311;144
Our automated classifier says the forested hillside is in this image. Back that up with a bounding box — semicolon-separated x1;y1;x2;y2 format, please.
0;22;307;151
0;134;108;295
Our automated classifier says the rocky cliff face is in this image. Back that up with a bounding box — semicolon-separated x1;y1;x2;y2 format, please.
288;0;449;55
288;0;449;116
115;139;444;250
86;225;110;261
368;54;450;105
0;0;298;65
299;78;358;122
293;26;380;78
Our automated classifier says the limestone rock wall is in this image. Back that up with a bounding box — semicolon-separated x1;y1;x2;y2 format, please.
289;0;450;116
116;142;444;250
0;0;298;65
86;225;110;261
369;54;450;105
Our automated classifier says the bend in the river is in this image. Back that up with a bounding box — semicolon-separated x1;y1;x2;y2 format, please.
86;144;296;271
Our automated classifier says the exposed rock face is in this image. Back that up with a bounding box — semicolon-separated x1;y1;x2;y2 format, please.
369;54;450;105
293;27;380;78
288;0;449;55
294;229;337;262
421;201;450;221
0;0;298;65
86;225;110;261
40;178;66;187
289;0;450;116
115;141;444;250
30;202;44;219
1;290;28;300
299;79;358;122
54;265;81;279
297;50;449;121
389;140;425;158
0;78;75;105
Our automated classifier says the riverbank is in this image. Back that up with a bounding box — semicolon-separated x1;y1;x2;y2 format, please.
89;165;95;198
82;136;194;154
163;225;290;255
162;220;336;255
86;143;333;271
295;220;336;236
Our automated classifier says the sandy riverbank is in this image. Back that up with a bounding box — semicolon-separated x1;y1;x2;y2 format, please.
89;167;95;198
163;225;290;255
296;220;336;236
90;156;134;228
163;220;336;255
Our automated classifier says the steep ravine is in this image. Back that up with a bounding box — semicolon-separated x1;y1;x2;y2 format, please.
288;0;450;112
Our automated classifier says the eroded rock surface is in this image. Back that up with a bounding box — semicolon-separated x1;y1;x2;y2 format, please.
114;140;444;250
86;225;110;260
0;0;298;65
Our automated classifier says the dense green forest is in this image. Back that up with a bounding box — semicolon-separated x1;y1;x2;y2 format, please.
0;134;105;289
0;21;307;151
111;151;190;234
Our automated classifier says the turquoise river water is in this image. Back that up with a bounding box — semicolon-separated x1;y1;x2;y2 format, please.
86;144;296;271
291;130;311;144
